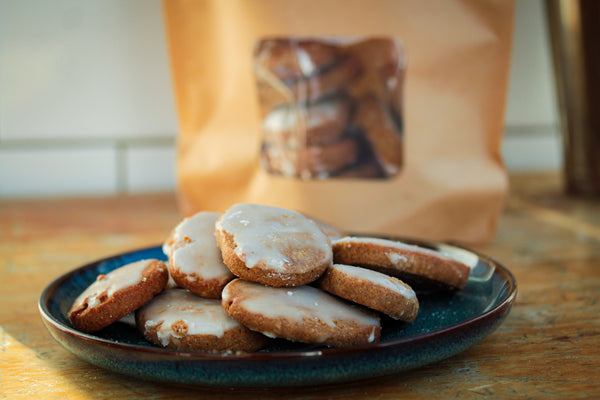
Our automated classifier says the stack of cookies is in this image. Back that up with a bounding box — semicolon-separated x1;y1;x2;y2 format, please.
68;203;471;352
254;37;405;179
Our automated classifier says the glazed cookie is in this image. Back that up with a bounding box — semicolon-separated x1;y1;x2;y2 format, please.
353;95;403;177
222;279;380;347
136;288;268;352
215;203;332;287
255;39;341;81
344;38;405;108
167;212;234;298
256;56;360;113
262;97;351;147
69;259;168;332
332;237;471;290
319;264;419;321
261;136;359;178
310;217;344;240
289;56;361;103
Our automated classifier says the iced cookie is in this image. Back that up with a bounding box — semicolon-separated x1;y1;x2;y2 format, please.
221;279;380;347
345;38;405;109
261;136;359;178
136;288;268;352
255;39;341;81
311;217;344;240
319;264;419;321
167;212;234;298
69;259;168;332
215;203;332;287
353;95;403;177
256;56;360;113
332;237;471;290
262;98;351;148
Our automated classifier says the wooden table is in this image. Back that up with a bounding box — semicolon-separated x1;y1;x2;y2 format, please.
1;173;599;399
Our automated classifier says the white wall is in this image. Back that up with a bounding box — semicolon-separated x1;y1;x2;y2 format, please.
0;0;561;198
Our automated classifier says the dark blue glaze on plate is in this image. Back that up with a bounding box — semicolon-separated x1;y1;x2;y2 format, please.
39;238;516;388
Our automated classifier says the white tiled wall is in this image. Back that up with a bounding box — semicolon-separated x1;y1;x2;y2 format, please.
0;0;561;198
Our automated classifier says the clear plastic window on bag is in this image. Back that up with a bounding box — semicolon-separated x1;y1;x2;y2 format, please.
254;37;405;180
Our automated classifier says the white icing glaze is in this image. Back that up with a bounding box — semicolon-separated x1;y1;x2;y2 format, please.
263;99;344;133
139;288;241;346
170;212;233;280
333;236;471;268
295;47;317;77
73;259;158;309
222;280;378;334
216;203;332;273
330;264;416;300
387;252;409;265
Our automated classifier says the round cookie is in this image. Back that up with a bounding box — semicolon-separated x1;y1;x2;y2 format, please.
289;56;361;103
69;259;168;332
353;95;403;177
255;38;341;81
332;237;471;290
344;38;406;108
221;279;380;347
167;212;235;298
256;56;361;113
310;217;344;240
262;97;351;148
319;264;419;321
215;203;332;287
261;136;359;179
136;288;268;352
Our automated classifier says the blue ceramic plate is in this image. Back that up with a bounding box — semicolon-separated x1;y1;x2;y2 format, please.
39;238;516;388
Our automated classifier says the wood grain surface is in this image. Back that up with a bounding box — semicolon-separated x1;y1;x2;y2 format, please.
1;173;599;399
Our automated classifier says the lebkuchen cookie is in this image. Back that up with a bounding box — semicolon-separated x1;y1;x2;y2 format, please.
69;259;168;332
215;203;332;287
332;237;471;290
165;212;234;298
319;264;419;321
136;288;268;352
221;279;380;347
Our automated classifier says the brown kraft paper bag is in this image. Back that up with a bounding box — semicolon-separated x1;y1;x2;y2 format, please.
163;0;515;244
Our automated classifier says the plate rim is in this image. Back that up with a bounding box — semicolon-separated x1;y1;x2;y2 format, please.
39;239;517;361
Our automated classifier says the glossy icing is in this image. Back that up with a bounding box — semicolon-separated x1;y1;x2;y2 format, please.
139;289;241;346
73;259;159;309
263;98;345;132
222;280;378;341
333;236;472;269
329;264;416;299
170;212;233;280
216;203;332;273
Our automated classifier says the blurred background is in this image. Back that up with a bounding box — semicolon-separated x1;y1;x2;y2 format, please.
0;0;559;198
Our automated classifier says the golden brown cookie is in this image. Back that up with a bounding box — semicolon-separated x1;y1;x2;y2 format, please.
69;259;168;332
319;264;419;321
255;38;342;81
215;203;332;287
262;97;351;147
310;217;344;240
353;95;403;177
261;136;359;179
166;212;234;298
332;237;471;290
221;279;380;347
136;288;268;352
344;37;405;109
256;56;361;113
